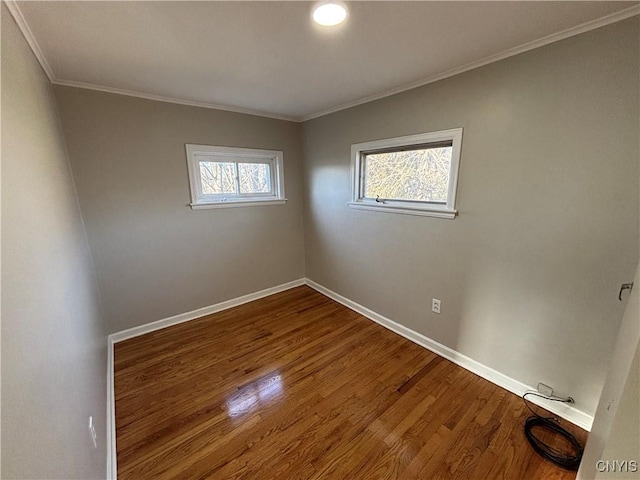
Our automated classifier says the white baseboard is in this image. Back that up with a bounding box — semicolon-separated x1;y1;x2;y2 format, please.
105;278;305;479
109;279;305;344
105;275;592;479
304;278;594;431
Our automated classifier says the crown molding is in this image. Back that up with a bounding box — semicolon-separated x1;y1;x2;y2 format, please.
300;4;640;122
4;0;298;122
52;79;300;122
4;0;55;81
5;0;638;124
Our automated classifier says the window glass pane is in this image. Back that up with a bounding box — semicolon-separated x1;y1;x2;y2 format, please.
200;161;236;194
363;146;452;203
238;163;271;194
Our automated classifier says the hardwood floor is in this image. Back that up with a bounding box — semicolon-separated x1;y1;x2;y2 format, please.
114;286;587;479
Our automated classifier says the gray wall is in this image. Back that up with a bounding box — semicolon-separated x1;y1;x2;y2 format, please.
1;6;107;479
53;87;306;334
302;18;639;417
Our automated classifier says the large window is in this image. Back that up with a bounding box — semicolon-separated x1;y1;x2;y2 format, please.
350;128;463;219
185;144;285;209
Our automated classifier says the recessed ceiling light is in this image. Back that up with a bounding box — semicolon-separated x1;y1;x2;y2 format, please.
312;2;348;27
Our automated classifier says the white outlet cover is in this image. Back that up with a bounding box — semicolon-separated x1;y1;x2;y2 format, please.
537;383;554;397
432;299;441;314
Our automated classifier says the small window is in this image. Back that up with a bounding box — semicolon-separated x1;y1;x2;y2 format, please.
350;128;463;219
185;144;286;209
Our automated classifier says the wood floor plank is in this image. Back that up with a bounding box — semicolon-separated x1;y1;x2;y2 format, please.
115;286;587;479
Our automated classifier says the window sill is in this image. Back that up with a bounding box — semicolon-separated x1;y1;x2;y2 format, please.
190;199;287;210
347;202;457;219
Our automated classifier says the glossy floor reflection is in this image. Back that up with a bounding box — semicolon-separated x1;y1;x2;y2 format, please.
226;371;283;418
114;286;587;479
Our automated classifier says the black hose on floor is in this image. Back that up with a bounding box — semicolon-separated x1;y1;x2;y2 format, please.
522;392;584;471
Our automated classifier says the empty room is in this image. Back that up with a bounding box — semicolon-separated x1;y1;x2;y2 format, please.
2;1;639;479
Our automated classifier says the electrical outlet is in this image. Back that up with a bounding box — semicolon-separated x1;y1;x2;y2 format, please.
88;416;97;449
537;382;554;397
432;299;441;314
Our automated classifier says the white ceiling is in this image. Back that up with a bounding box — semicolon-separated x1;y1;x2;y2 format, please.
10;1;639;121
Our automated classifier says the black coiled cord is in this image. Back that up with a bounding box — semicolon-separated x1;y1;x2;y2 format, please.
523;392;584;471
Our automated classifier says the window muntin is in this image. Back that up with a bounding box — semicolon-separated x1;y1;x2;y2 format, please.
186;145;285;209
350;129;462;219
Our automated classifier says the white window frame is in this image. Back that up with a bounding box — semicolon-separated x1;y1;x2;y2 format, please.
185;144;286;209
349;128;463;219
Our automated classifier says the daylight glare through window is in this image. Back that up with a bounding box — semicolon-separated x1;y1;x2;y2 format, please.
350;129;463;219
186;144;285;209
